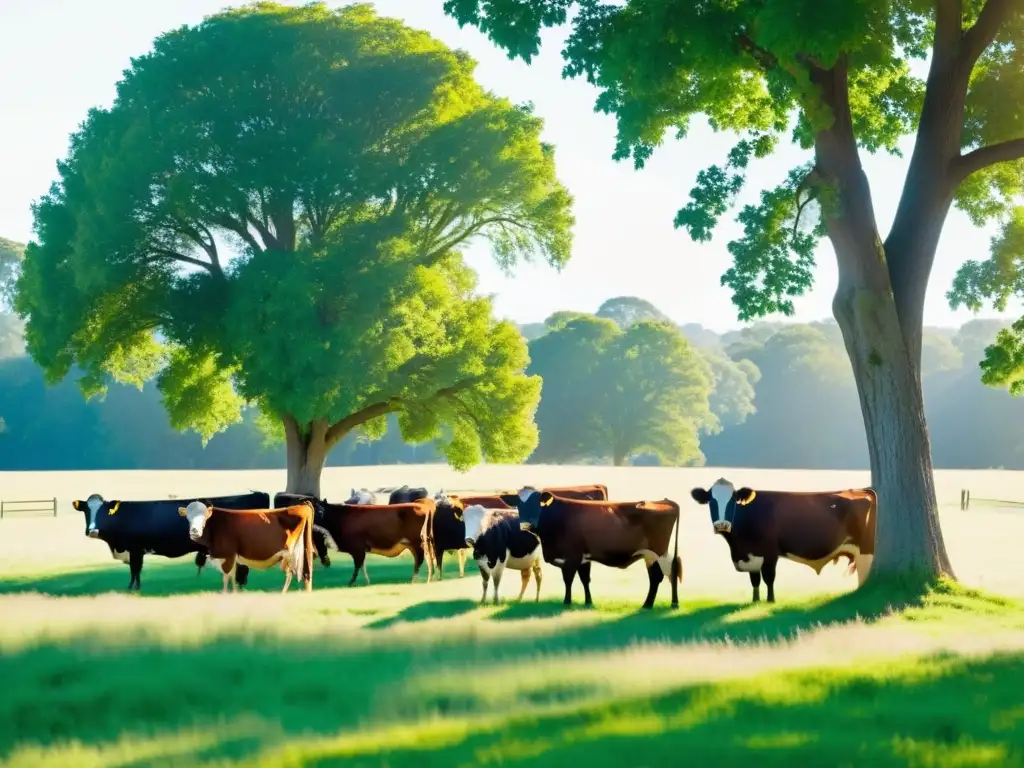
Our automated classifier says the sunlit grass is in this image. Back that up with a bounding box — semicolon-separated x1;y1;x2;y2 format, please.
3;464;1024;766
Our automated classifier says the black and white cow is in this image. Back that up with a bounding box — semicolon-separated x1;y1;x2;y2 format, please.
72;491;270;591
463;504;542;604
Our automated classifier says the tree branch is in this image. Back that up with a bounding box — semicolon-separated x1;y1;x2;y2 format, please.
146;248;219;274
953;137;1024;181
736;32;778;72
323;376;485;445
961;0;1018;65
934;0;964;57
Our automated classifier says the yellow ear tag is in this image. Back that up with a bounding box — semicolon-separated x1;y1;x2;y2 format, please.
737;491;756;506
72;500;80;510
109;501;120;515
540;496;553;507
178;508;188;517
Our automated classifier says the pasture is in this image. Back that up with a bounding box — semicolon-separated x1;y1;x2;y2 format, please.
2;465;1024;767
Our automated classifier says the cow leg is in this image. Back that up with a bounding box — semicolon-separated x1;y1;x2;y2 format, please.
578;561;594;607
561;564;578;606
762;557;778;603
533;562;543;602
128;550;144;592
749;572;762;602
435;549;445;582
349;553;366;587
517;568;531;601
491;559;505;604
458;549;467;578
642;561;664;610
412;546;427;584
236;564;250;591
479;567;490;603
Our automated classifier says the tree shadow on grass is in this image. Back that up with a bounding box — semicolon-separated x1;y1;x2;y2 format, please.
2;626;1021;767
0;553;429;598
297;650;1024;767
365;598;479;629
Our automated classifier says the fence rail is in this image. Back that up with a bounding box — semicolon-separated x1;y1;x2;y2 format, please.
960;489;1024;511
0;498;58;519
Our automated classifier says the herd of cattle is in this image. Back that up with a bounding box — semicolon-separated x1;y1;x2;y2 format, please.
71;479;877;607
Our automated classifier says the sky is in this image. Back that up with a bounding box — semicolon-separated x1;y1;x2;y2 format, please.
1;0;1019;332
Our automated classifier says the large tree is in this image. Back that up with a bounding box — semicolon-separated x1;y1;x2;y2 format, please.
528;315;715;465
15;2;574;495
445;0;1024;581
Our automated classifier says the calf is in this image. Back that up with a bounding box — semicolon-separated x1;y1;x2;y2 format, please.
314;498;435;585
178;501;315;593
499;487;682;609
71;491;269;591
463;505;542;604
690;478;877;603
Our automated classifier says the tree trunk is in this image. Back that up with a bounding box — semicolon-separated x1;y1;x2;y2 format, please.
832;276;954;582
284;418;330;496
811;59;955;584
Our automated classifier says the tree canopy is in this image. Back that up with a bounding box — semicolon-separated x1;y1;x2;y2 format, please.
15;2;575;493
527;314;716;465
444;0;1024;580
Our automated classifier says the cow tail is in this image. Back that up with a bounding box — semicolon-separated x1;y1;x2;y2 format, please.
303;505;314;590
672;502;682;584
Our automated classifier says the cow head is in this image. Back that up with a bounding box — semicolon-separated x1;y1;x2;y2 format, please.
179;501;213;542
344;488;376;505
73;493;118;538
503;487;553;532
690;478;756;535
462;504;490;546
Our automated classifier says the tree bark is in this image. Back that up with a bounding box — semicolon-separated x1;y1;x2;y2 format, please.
284;417;330;496
811;59;956;584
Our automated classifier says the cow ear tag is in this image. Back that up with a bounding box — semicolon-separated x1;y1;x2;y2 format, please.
737;491;756;506
540;496;553;507
109;501;121;515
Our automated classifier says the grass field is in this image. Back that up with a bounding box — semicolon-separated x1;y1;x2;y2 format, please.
2;465;1024;767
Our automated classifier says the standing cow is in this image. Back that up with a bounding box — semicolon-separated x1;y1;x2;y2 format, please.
72;491;269;591
689;478;877;603
463;504;542;603
499;487;682;609
178;501;315;593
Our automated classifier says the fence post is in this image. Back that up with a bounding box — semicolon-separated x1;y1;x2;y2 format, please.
53;497;57;517
1;500;3;519
960;489;965;511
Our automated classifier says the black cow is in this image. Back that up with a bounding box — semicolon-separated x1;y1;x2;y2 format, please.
463;505;542;603
690;478;877;603
72;491;270;591
389;485;429;504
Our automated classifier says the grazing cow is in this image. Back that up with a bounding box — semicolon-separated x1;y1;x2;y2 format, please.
689;478;877;603
178;501;315;593
346;488;377;504
71;491;269;591
314;498;435;585
440;483;609;511
499;487;682;609
388;485;429;504
463;505;542;603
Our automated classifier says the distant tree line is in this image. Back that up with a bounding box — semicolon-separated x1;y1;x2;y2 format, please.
0;292;1020;471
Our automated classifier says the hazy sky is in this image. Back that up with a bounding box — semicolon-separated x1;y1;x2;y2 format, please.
1;0;1019;331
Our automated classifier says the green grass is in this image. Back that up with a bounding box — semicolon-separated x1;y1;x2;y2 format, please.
3;553;1024;767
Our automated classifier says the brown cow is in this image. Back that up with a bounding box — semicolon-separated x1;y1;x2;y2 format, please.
444;483;610;511
313;498;435;586
689;478;877;603
178;500;314;593
500;487;682;609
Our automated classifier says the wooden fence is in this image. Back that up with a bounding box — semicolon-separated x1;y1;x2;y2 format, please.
960;489;1024;511
0;498;58;519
